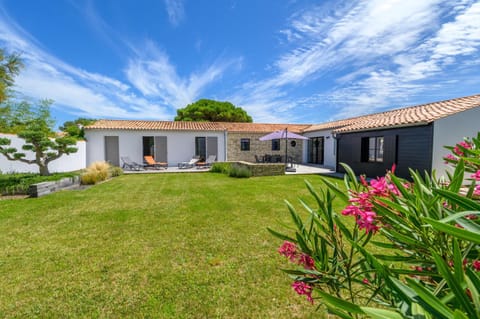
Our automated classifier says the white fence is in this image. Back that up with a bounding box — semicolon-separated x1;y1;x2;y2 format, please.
0;133;86;174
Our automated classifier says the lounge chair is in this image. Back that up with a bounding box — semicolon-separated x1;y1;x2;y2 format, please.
178;156;200;169
196;155;216;169
121;156;145;171
144;155;168;169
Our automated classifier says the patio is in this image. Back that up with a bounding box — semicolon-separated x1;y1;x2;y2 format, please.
123;163;336;175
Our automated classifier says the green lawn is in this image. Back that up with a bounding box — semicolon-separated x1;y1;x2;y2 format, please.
0;172;346;318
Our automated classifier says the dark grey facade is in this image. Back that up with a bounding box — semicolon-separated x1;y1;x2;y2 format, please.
336;124;434;179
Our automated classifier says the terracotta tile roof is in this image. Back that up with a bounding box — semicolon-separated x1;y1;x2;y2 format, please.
303;117;363;132
85;119;312;133
308;94;480;134
218;122;311;133
335;94;480;133
85;119;226;131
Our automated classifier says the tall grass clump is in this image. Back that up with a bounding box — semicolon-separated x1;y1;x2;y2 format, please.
81;161;111;185
210;162;232;174
228;164;251;178
109;165;123;177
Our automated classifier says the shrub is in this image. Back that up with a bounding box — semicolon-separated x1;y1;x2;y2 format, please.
228;164;251;178
0;172;79;195
270;134;480;319
210;162;231;174
81;161;111;185
109;166;123;177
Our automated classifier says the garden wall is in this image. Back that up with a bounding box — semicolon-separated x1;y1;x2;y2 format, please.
233;161;285;177
0;133;86;173
29;176;81;197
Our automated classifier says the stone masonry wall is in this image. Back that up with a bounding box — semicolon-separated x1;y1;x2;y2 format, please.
233;161;285;176
227;132;304;163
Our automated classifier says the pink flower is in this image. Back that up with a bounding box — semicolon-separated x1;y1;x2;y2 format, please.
360;175;368;187
370;177;388;195
298;253;315;270
471;170;480;181
444;154;457;164
453;141;472;156
278;241;297;262
362;278;370;284
342;205;361;216
473;260;480;271
474;185;480;196
292;281;313;304
356;210;379;233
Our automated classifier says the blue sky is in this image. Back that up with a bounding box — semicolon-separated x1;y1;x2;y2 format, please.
0;0;479;126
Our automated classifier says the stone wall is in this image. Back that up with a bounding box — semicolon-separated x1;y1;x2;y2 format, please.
232;161;285;177
28;176;81;197
227;132;304;163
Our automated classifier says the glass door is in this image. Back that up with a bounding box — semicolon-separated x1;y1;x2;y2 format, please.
308;137;324;164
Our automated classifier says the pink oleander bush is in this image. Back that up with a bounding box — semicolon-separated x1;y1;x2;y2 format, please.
270;133;480;319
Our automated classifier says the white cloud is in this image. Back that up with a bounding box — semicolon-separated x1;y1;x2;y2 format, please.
125;41;242;109
239;0;480;120
0;5;240;121
164;0;185;27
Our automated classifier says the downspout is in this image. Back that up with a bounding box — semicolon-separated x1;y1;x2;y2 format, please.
332;132;340;173
224;129;228;161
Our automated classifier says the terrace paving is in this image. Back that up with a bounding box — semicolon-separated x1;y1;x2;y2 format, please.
123;164;337;176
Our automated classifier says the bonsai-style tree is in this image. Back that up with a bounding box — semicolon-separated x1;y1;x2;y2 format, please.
175;99;253;122
0;100;78;176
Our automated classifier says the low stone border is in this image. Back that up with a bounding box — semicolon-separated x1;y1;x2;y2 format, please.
29;176;81;198
231;161;285;177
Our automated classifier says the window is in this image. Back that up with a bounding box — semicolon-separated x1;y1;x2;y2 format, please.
272;139;280;151
362;136;384;162
240;138;250;151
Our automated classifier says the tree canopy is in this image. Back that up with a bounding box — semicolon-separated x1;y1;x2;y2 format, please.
59;118;97;139
175;99;253;122
0;49;23;104
0;100;78;176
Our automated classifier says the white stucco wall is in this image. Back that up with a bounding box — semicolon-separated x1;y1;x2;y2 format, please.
432;107;480;178
85;129;226;167
0;133;86;173
302;129;336;169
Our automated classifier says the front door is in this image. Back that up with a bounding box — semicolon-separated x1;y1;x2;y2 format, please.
308;137;324;165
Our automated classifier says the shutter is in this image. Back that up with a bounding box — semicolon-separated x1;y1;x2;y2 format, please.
207;136;218;158
155;136;168;163
104;136;119;166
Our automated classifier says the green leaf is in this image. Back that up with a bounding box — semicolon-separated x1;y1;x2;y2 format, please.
424;218;480;244
433;189;480;211
326;306;355;319
339;162;359;190
432;252;476;318
440;211;480;223
452;239;464;285
453;310;469;319
404;277;454;319
320;177;349;203
448;159;465;193
361;307;403;319
316;290;363;314
465;269;480;317
266;227;296;243
285;200;305;233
